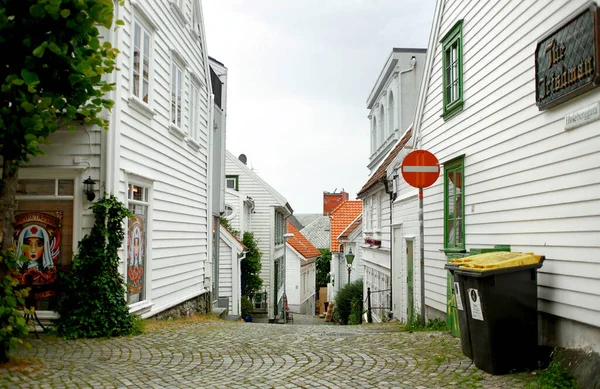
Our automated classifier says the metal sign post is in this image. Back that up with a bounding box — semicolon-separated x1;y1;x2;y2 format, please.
401;150;440;326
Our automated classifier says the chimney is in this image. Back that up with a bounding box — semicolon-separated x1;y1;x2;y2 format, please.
323;190;349;215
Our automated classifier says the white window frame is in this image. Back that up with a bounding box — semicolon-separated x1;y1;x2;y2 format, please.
189;81;200;141
376;193;382;232
128;17;155;119
226;176;238;191
170;0;187;24
14;169;83;319
171;61;184;129
224;203;236;221
125;175;154;314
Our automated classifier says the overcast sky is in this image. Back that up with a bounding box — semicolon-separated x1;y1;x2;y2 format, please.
203;1;436;214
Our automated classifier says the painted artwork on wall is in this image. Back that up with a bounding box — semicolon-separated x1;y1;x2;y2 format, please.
127;215;145;302
12;211;62;301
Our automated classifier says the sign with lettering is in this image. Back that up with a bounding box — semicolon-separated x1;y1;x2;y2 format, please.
565;101;600;130
535;4;600;110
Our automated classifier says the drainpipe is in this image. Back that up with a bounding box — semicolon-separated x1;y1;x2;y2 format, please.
383;179;396;318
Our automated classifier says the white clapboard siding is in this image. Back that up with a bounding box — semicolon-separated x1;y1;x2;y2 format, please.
219;239;233;313
226;151;290;318
417;0;600;329
286;245;302;312
113;0;211;314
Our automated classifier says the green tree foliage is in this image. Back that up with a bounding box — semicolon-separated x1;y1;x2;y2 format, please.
0;0;122;250
334;279;363;325
316;248;331;287
241;232;262;298
55;195;139;339
0;249;30;363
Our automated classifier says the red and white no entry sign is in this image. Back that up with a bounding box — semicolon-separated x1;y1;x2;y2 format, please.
401;150;440;189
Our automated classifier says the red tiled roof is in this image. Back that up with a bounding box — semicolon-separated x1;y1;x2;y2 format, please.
339;215;362;240
357;127;412;197
287;221;321;259
330;200;363;252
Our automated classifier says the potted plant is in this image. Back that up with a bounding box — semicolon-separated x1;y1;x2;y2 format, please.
241;295;253;322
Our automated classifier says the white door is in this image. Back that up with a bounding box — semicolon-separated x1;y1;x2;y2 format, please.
393;226;404;321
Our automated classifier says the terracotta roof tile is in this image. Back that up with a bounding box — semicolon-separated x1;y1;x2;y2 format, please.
330;200;363;252
339;215;362;240
287;221;321;259
357;127;412;197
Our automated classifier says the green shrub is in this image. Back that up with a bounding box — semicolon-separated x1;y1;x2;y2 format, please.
241;296;253;318
348;297;362;325
528;356;577;389
0;249;30;363
55;195;138;339
334;279;363;325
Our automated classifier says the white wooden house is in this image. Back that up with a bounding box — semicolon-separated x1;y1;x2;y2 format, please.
358;48;426;322
208;56;228;310
11;0;216;320
387;0;600;352
285;222;319;315
218;224;245;316
225;151;293;321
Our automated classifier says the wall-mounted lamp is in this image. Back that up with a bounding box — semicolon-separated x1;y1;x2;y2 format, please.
83;176;96;201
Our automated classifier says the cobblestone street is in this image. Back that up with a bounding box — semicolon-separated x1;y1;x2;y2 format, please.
1;318;536;389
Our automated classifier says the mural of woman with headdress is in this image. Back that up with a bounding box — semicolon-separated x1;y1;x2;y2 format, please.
16;224;55;272
127;216;144;296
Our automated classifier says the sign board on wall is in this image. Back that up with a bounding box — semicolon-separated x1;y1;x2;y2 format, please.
565;101;600;130
535;4;600;110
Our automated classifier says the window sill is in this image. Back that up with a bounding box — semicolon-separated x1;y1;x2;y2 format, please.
129;300;153;314
442;101;464;121
188;26;200;41
440;248;467;254
170;2;187;25
374;229;382;234
186;136;201;151
169;124;186;140
128;97;156;119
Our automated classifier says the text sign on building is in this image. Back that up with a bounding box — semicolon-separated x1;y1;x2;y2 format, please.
535;4;600;110
565;101;600;130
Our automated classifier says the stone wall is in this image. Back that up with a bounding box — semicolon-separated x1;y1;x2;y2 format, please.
152;292;211;321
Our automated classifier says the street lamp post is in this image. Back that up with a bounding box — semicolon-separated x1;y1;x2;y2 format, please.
345;248;355;284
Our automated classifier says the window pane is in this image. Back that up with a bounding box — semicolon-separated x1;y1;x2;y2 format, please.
17;179;55;196
133;24;141;98
130;185;145;201
58;180;74;196
127;202;147;304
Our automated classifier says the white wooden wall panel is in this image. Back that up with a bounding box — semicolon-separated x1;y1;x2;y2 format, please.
417;0;600;327
116;0;210;313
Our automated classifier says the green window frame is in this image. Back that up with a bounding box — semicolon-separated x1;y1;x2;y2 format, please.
441;20;464;120
226;175;239;191
444;156;465;251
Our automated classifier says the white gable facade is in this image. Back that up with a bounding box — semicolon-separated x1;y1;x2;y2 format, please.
225;151;293;321
401;0;600;352
13;0;215;320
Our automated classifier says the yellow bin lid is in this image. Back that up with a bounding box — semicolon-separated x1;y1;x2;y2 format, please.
456;252;543;271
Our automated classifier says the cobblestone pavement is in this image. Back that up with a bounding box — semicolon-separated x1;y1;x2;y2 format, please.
1;319;536;389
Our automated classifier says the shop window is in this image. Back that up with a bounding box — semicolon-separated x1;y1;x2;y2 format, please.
14;177;75;311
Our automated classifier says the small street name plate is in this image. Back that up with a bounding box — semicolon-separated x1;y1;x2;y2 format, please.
564;101;600;130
